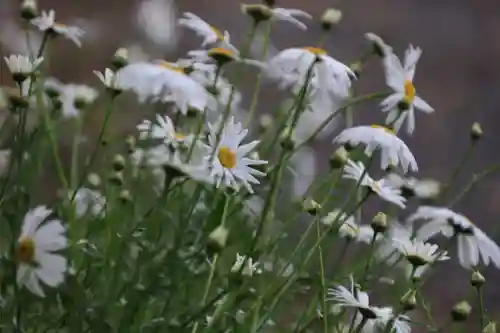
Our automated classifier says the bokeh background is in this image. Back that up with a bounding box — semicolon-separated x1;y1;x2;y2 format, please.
2;0;500;328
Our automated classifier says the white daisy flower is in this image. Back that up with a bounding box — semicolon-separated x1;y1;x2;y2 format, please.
364;33;392;57
333;125;418;173
322;210;375;243
343;159;407;208
381;45;434;134
328;278;411;333
16;206;68;297
136;0;178;49
408;206;500;269
204;117;267;193
93;68;122;92
44;78;98;118
186;47;264;68
267;47;355;101
72;188;106;218
178;12;234;50
31;10;84;47
231;253;262;276
116;61;209;114
385;173;441;200
4;55;44;79
270;7;312;30
393;237;449;267
136;114;190;147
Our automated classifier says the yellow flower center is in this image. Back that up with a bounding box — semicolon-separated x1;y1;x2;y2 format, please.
208;48;234;57
210;25;225;40
175;133;185;140
218;146;236;169
303;47;327;56
53;23;67;29
17;237;35;264
404;79;415;102
371;125;395;135
156;61;185;74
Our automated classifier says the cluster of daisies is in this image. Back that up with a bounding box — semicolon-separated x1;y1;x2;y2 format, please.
2;1;500;332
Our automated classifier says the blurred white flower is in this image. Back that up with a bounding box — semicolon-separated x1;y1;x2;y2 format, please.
0;20;42;55
178;12;234;50
231;253;262;276
186;47;264;68
16;206;67;297
334;125;418;173
289;146;316;196
93;68;123;91
270;7;312;30
381;45;434;134
328;277;411;333
204;117;267;193
4;55;43;78
116;61;209;114
393;237;449;267
73;188;106;218
365;33;392;56
268;47;355;101
31;10;84;47
408;206;500;269
44;78;98;118
384;173;441;200
137;0;178;50
137;114;191;147
343;159;407;208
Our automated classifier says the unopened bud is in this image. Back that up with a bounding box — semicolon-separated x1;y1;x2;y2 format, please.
108;171;124;187
371;212;387;234
118;189;132;204
111;48;129;70
350;62;362;78
125;135;136;154
279;128;296;151
451;301;471;322
484;322;497;333
400;289;417;311
329;147;349;169
259;114;273;131
470;122;483;142
87;173;101;188
207;225;229;252
471;270;485;288
242;4;273;22
112;154;126;171
302;198;321;216
321;8;342;31
262;0;275;7
20;0;38;20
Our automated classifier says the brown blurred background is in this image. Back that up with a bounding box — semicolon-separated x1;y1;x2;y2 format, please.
2;0;500;327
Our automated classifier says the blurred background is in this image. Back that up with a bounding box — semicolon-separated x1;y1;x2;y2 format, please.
2;0;500;327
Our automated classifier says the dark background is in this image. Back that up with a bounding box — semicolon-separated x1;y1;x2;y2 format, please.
2;0;500;327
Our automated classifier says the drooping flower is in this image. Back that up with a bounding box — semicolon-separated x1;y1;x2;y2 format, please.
204;117;267;193
16;206;68;297
408;206;500;269
178;12;234;50
381;45;434;134
93;68;123;92
31;10;84;47
384;173;441;200
270;7;312;30
333;125;418;173
343;159;407;208
4;55;44;81
72;188;106;218
116;61;209;114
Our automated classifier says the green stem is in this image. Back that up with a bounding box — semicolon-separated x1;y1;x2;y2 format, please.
360;232;379;287
440;142;477;202
477;286;485;331
449;163;500;207
315;218;329;333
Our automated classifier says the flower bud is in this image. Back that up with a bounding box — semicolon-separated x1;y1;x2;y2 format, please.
207;225;229;253
484;322;497;333
87;173;101;188
451;301;471;322
111;48;129;70
259;114;273;132
471;270;485;288
242;4;273;22
108;171;124;187
5;86;29;110
470;122;483;142
125;135;136;154
20;0;38;21
371;212;387;234
262;0;275;7
118;189;132;204
302;198;321;216
112;154;126;171
350;62;362;78
329;147;349;169
400;289;417;311
320;8;342;31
